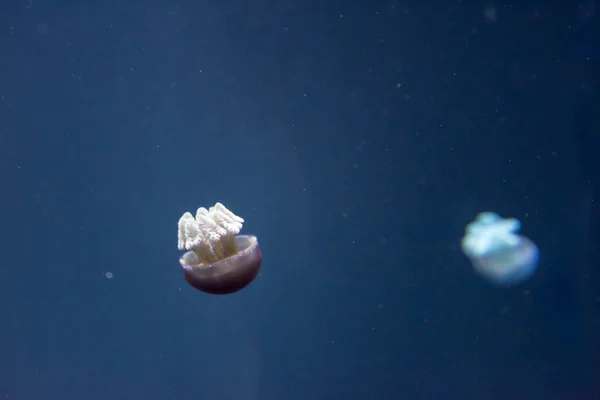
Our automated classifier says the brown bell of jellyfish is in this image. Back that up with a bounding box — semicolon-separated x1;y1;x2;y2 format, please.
177;202;262;295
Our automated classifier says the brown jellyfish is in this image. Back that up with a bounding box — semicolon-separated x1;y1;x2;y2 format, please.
177;202;262;295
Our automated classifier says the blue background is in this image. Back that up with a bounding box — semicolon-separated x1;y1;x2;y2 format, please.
1;1;598;399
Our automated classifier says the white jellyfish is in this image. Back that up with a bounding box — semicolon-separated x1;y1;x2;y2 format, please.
460;212;539;286
177;202;262;295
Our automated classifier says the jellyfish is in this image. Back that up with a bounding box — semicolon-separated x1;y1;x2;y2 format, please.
177;202;262;295
460;212;539;286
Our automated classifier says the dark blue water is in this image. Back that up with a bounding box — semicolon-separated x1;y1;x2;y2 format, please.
1;1;598;399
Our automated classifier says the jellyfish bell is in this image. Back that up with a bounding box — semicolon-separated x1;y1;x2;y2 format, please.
469;234;539;286
177;202;262;295
179;235;262;295
461;212;540;286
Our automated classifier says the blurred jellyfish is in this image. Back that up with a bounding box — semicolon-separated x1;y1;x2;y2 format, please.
461;212;539;286
104;271;113;279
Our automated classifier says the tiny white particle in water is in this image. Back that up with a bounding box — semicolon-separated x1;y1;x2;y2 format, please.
104;272;113;279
